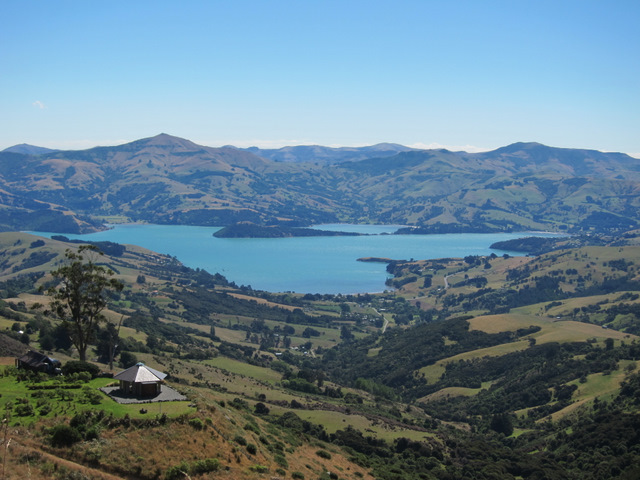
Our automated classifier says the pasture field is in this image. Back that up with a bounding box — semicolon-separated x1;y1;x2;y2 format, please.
417;340;529;384
294;408;434;443
469;313;635;344
203;356;283;384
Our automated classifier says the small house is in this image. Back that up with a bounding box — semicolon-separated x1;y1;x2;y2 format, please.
114;362;167;397
15;350;61;374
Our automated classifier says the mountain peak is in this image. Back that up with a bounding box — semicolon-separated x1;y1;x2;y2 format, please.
129;133;204;151
145;133;196;145
496;142;546;153
2;143;58;155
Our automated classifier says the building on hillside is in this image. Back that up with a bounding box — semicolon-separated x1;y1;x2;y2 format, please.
15;350;61;374
114;362;167;397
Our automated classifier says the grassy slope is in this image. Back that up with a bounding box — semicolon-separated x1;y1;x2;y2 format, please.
2;232;640;478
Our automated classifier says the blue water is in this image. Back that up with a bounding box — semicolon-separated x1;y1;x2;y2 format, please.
29;224;558;294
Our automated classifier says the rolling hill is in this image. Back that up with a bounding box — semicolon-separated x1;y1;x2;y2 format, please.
243;142;415;164
0;134;639;234
1;231;640;479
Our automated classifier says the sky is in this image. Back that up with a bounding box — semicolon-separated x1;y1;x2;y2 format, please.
1;0;639;155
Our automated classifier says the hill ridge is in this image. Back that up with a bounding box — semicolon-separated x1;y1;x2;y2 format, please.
0;134;639;234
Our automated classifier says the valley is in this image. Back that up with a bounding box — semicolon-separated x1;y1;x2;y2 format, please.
1;229;639;479
3;1;638;478
1;135;640;479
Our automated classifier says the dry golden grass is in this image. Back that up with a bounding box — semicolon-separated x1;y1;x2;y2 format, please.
468;313;545;333
417;340;529;384
417;312;637;388
547;360;638;421
419;363;447;384
214;325;252;344
44;399;374;480
534;320;632;344
0;356;16;366
469;313;636;344
2;439;126;480
419;386;483;402
228;292;299;311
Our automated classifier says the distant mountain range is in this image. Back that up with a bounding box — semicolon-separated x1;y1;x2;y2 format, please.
242;143;416;165
0;133;639;234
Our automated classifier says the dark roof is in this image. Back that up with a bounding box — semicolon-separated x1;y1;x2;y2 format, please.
18;350;58;367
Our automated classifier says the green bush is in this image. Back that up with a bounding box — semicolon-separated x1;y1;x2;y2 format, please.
81;386;103;405
229;397;249;410
62;361;100;378
316;449;332;459
188;417;204;430
244;422;260;433
65;371;92;383
234;435;247;446
84;426;100;441
14;402;34;417
274;454;288;468
191;458;219;475
292;472;305;479
164;461;191;480
119;351;139;369
49;424;82;447
165;458;219;479
247;443;257;455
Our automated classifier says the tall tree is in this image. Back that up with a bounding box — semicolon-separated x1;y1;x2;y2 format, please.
47;246;123;361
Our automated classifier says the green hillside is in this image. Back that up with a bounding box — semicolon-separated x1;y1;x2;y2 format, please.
1;232;640;478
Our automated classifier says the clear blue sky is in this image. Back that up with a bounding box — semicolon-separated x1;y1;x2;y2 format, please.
1;0;639;155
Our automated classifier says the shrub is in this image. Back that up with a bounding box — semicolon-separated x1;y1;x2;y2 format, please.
191;458;219;475
247;443;257;455
62;361;100;378
14;402;34;417
67;371;92;383
249;465;268;473
49;424;82;447
316;449;332;459
81;387;103;405
292;472;305;479
244;422;260;433
188;418;204;430
230;397;249;410
164;461;191;480
119;351;138;369
274;454;288;468
84;426;100;441
234;435;247;446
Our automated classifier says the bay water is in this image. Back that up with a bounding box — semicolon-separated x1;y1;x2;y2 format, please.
30;224;556;294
